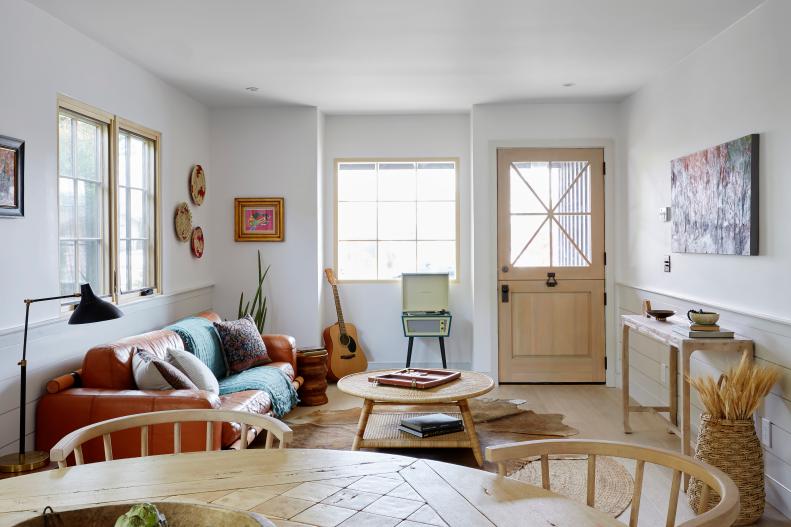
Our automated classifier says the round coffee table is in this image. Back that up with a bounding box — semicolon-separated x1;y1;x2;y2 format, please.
337;370;494;466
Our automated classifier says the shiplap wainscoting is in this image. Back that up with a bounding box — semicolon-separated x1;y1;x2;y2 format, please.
0;285;214;456
616;284;791;517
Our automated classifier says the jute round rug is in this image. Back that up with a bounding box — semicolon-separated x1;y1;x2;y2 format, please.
505;455;634;517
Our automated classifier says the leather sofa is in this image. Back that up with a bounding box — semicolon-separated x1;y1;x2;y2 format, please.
35;311;302;463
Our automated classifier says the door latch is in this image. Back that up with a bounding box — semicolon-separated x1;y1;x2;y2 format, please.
546;272;558;287
501;284;510;303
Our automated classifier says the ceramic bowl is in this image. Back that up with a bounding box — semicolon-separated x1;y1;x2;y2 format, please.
688;311;720;325
647;310;675;322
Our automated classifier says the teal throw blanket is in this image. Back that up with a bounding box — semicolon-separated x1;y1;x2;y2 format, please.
219;366;299;417
166;317;227;379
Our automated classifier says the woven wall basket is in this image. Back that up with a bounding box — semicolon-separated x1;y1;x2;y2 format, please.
688;414;764;525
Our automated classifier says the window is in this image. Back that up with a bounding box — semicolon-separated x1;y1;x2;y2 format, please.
335;159;458;281
57;97;161;303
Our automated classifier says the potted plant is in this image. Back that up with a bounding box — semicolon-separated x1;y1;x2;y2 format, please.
238;250;270;333
688;355;780;525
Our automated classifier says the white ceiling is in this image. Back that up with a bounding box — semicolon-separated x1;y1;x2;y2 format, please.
27;0;762;112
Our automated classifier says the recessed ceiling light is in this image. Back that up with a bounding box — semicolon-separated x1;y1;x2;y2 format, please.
562;82;576;88
245;86;259;92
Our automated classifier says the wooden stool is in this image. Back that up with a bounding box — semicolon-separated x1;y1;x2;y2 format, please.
296;348;329;406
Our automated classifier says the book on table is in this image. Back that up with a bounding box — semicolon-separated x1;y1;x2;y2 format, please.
400;413;463;433
688;324;721;332
673;326;734;338
398;424;465;438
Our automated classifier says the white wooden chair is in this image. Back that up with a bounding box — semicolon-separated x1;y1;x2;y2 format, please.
50;409;293;468
486;439;739;527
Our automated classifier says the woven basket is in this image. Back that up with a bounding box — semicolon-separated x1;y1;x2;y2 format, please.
688;414;764;525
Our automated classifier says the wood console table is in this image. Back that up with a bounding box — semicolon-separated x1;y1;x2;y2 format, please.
621;314;754;488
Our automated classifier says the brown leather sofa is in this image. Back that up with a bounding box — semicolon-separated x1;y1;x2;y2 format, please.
35;311;302;463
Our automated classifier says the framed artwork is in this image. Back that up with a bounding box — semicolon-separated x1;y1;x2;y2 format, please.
671;134;759;255
235;197;285;242
0;135;24;217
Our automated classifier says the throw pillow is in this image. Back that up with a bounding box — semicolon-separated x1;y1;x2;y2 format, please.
132;349;198;391
167;347;220;394
213;315;271;374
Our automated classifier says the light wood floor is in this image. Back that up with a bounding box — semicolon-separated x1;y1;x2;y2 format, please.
291;384;790;527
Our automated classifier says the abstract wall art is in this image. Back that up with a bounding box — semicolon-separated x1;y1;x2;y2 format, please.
671;134;759;255
234;197;285;242
0;135;24;217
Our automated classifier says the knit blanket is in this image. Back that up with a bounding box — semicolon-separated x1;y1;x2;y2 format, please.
166;317;227;379
219;366;299;417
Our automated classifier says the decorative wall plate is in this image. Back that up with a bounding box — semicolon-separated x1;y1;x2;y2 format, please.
190;164;206;205
191;226;205;258
174;202;192;241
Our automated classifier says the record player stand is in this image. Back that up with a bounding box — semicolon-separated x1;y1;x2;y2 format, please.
406;336;447;369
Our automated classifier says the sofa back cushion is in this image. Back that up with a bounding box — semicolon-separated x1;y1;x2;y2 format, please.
81;329;184;389
166;316;227;379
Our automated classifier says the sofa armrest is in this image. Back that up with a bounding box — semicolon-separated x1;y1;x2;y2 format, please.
35;388;222;463
262;334;297;372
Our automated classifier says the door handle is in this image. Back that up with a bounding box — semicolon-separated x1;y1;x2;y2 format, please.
546;272;558;287
501;284;510;303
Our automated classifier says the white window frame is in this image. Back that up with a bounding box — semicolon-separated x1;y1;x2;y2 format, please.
57;95;162;307
333;157;460;283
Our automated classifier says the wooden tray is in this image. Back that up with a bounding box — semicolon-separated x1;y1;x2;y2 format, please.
369;368;461;389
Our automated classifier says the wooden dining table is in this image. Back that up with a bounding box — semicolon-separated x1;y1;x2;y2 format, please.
0;449;621;527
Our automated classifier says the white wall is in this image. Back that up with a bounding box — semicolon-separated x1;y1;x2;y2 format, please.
618;0;791;515
209;106;323;346
0;0;214;454
470;103;621;382
322;114;472;368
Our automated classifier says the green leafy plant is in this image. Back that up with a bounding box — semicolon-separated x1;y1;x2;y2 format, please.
238;250;270;333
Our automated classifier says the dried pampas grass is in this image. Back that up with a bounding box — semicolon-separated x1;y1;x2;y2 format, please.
689;354;780;420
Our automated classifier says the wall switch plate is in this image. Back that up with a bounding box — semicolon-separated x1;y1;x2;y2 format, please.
664;255;671;273
659;206;671;222
761;417;772;448
660;363;667;384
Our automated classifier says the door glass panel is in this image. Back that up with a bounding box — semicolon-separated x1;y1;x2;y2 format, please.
509;160;591;268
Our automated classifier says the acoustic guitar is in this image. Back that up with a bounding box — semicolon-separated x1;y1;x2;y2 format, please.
323;268;368;381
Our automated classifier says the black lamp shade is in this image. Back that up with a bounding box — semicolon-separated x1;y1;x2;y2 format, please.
68;284;123;325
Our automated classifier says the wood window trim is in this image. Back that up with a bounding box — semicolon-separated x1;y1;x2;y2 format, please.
333;157;461;284
56;95;163;309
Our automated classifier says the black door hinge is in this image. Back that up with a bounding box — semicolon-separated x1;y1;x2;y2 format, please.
603;161;606;175
604;252;607;266
605;357;608;370
604;292;607;306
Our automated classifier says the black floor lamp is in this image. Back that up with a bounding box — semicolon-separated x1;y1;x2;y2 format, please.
0;283;122;473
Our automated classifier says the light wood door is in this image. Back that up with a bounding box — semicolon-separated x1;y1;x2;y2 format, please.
497;148;605;382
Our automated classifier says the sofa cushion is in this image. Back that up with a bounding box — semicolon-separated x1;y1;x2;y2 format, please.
132;350;198;391
82;330;184;389
218;390;272;446
166;317;227;379
167;347;220;394
218;364;298;417
213;315;271;374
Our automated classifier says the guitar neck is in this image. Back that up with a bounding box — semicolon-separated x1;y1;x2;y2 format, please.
331;284;347;334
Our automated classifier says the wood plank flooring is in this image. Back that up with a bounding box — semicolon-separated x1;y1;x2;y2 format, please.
291;384;790;526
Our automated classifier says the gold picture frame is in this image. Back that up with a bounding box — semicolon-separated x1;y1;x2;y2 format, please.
234;197;285;242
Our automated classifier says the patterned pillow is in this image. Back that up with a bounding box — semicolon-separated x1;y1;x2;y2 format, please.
132;349;199;390
213;315;271;374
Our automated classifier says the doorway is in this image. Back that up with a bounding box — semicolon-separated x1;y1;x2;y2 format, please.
497;148;605;382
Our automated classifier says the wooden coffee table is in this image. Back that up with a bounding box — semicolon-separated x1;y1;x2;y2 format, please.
337;369;494;466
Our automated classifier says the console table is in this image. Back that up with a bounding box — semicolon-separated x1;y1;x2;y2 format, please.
621;314;754;488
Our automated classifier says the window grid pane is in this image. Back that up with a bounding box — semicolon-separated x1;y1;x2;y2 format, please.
337;160;457;280
118;131;154;294
58;110;106;296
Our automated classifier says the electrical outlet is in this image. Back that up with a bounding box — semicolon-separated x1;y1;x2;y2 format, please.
658;206;671;222
664;255;671;273
761;417;772;448
660;363;667;384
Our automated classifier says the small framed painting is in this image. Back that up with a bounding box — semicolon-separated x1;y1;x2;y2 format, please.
0;135;24;217
234;197;285;242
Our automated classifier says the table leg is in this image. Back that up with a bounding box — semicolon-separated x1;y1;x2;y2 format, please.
622;324;632;434
459;399;483;466
353;399;373;451
682;343;692;491
669;345;679;428
439;337;447;369
406;337;414;368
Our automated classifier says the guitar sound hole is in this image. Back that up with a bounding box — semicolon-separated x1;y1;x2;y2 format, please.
339;334;350;346
346;337;357;353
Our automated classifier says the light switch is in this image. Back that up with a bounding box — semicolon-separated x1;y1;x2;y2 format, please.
761;417;772;448
659;206;671;222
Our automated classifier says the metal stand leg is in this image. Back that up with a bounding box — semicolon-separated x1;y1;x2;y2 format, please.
406;337;414;368
439;337;447;369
